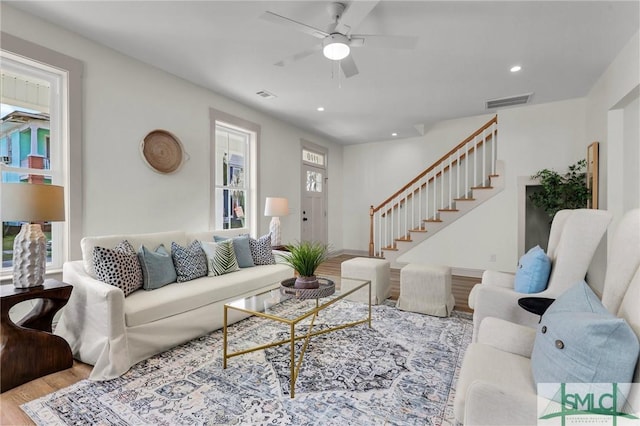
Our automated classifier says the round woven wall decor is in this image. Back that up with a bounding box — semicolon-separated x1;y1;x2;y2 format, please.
140;129;184;174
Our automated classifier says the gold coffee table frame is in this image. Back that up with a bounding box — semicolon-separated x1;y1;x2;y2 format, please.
223;277;371;398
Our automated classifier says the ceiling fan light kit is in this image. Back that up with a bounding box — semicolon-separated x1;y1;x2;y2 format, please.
323;33;350;60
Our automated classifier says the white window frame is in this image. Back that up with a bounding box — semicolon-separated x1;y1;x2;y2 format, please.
209;108;259;235
1;33;83;279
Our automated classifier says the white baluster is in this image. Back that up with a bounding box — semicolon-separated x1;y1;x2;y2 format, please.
448;156;452;208
440;163;444;210
456;149;461;199
482;129;487;186
465;142;469;198
432;171;437;219
492;123;497;175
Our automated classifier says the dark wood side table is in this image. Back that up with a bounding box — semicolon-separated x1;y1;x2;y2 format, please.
1;279;73;392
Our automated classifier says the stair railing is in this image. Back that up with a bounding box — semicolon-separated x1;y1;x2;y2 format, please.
368;116;498;257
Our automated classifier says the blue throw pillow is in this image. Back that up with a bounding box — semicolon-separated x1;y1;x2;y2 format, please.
213;234;255;268
137;244;177;290
514;245;551;293
531;281;639;389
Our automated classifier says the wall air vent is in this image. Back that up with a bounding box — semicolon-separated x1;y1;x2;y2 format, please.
485;93;533;109
256;90;277;99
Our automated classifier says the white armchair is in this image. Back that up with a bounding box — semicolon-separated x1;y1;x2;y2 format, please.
468;209;612;341
454;208;640;425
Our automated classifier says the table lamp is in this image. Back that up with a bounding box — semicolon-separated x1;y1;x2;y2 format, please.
264;197;288;247
1;183;65;288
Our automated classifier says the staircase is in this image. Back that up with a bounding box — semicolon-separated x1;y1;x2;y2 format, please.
368;116;504;267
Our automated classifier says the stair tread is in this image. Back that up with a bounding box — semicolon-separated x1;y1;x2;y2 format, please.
471;186;494;190
410;228;428;233
488;174;500;177
383;246;398;251
454;198;476;201
438;208;459;212
395;237;412;242
423;218;443;223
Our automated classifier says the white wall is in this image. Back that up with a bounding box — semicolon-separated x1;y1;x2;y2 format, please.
1;4;344;253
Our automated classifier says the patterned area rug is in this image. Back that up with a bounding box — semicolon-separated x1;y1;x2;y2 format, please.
23;299;472;425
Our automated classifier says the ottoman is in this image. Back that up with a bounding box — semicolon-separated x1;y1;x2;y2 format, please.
340;257;391;305
397;264;454;317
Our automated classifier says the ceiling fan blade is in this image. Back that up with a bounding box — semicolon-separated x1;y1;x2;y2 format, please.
335;1;380;35
340;55;359;78
274;46;322;67
261;11;329;39
351;34;418;50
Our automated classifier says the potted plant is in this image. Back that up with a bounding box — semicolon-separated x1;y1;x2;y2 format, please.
278;241;329;289
529;159;590;220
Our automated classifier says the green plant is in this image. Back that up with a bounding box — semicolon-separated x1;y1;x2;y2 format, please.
529;159;590;219
278;241;329;277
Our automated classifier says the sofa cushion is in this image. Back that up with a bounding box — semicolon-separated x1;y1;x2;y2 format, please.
531;281;640;387
171;241;208;282
123;264;293;327
82;231;186;278
250;234;275;265
214;234;255;268
137;244;177;290
514;245;551;293
93;240;143;296
201;240;239;276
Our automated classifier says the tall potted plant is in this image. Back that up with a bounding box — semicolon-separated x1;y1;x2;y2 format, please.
529;159;590;220
278;241;329;289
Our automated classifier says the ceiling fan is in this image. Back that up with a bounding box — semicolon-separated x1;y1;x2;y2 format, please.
260;1;418;78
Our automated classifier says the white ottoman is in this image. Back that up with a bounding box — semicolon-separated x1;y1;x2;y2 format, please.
397;264;454;317
340;257;391;305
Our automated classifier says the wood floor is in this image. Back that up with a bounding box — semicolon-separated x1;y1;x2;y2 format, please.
0;254;476;425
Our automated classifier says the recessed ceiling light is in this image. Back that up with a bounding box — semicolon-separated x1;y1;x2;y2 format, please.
391;132;398;137
510;65;522;73
317;106;325;112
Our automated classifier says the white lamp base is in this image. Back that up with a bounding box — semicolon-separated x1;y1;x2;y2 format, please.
269;217;282;246
13;223;47;288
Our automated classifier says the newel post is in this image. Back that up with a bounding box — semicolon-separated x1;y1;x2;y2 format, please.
369;205;375;257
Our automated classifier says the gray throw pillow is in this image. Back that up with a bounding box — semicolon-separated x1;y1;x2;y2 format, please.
137;244;177;290
171;241;207;282
531;281;639;389
213;234;255;268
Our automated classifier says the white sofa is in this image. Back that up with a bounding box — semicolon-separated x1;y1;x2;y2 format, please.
55;229;293;381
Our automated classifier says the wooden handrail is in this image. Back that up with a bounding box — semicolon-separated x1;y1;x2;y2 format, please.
371;115;497;214
376;135;494;217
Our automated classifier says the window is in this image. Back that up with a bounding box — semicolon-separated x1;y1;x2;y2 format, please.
1;34;83;277
210;109;259;233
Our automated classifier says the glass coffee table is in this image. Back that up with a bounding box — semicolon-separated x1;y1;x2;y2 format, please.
223;276;371;398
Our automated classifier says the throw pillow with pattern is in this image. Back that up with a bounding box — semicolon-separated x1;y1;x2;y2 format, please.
171;240;207;282
201;240;240;276
93;240;143;296
249;234;275;265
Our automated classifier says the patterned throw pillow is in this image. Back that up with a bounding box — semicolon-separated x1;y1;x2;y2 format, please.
213;234;255;268
171;241;208;282
249;234;275;265
93;240;143;296
201;240;240;276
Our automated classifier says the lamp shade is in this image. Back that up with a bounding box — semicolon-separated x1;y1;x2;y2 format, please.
1;183;65;222
264;197;289;217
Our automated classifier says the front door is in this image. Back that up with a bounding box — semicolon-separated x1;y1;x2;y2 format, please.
301;145;327;244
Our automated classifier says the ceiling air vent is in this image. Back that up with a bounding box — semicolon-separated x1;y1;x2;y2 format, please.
256;90;277;99
485;92;533;109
